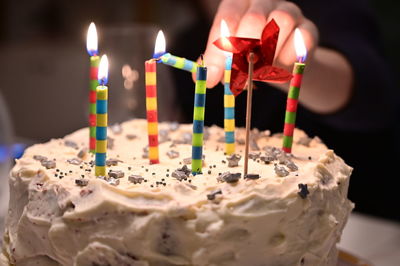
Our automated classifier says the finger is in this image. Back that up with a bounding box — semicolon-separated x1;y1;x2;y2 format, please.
266;1;303;59
275;19;319;68
235;0;277;38
197;0;249;88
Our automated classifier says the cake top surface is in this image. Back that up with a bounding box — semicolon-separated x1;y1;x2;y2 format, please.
12;119;351;218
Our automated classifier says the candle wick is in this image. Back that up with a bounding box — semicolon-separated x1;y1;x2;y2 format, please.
153;52;167;61
200;54;204;66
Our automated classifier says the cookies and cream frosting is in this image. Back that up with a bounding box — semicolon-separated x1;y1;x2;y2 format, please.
1;119;353;266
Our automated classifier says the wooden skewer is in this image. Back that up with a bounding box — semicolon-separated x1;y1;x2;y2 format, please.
244;52;255;177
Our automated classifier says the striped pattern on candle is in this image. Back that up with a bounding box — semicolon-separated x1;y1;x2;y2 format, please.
224;56;235;155
95;86;108;176
192;66;207;174
160;53;198;73
282;63;305;153
145;60;159;164
89;56;100;153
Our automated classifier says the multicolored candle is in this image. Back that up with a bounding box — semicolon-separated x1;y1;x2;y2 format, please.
221;20;235;155
153;30;198;72
95;55;109;176
86;22;100;153
145;59;160;164
192;60;207;175
160;53;198;72
282;29;307;153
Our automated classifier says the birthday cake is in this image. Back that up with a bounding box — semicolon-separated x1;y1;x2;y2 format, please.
1;119;353;266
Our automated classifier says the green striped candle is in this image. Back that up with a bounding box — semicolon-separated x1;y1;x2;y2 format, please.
87;22;99;153
191;62;207;175
89;56;99;153
282;29;307;153
160;53;198;73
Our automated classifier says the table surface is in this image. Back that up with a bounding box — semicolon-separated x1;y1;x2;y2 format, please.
339;213;400;266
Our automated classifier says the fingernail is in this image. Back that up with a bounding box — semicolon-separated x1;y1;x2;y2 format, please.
206;65;222;88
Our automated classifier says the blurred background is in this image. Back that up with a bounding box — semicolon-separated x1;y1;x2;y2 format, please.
0;0;200;143
0;0;398;142
0;0;399;222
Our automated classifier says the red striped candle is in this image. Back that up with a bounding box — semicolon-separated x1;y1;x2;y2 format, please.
145;59;159;164
87;22;99;153
282;29;307;153
282;63;305;153
89;56;99;153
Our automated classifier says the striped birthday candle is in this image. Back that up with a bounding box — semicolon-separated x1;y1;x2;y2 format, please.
160;53;198;73
224;55;235;155
89;56;99;153
219;20;235;155
86;22;100;153
282;62;304;153
145;59;160;164
95;55;109;177
192;62;207;174
282;29;307;153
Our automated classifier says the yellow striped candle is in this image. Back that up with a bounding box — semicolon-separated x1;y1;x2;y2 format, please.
160;53;198;73
224;55;235;155
95;55;109;177
221;20;235;155
145;59;160;164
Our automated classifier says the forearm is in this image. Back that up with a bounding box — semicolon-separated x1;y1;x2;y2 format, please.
275;47;354;114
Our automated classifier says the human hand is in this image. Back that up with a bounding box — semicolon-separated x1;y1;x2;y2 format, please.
199;0;318;88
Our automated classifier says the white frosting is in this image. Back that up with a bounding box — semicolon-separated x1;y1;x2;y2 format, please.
1;119;353;266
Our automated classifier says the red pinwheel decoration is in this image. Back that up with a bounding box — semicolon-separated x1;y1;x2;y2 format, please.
214;19;292;96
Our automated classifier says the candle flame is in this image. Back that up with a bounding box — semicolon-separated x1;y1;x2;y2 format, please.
86;22;98;56
220;20;233;56
98;55;109;85
153;30;166;58
294;28;307;62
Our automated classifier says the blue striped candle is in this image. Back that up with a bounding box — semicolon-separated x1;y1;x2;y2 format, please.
224;55;235;155
192;63;207;174
95;55;109;177
95;87;107;176
160;53;198;73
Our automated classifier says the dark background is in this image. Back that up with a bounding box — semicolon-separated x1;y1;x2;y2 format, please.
0;0;398;140
0;0;399;221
